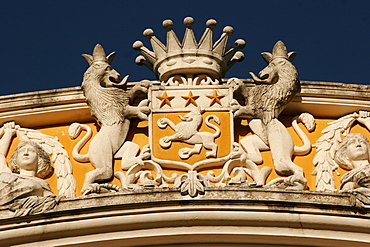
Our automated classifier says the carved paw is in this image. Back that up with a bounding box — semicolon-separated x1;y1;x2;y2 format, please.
82;183;101;195
157;118;168;128
160;137;172;148
266;174;307;190
132;80;150;94
233;107;246;118
179;148;192;159
132;80;151;94
230;99;240;113
137;99;150;120
227;77;243;92
233;105;253;119
359;110;370;118
139;144;151;160
82;183;122;195
123;157;145;170
205;150;216;158
139;79;151;90
138;99;150;112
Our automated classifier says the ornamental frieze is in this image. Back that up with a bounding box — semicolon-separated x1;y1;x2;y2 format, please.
1;17;370;218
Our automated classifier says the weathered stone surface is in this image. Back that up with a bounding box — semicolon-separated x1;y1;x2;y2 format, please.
74;44;150;195
231;41;311;190
0;81;369;129
0;188;367;246
133;17;245;82
334;133;370;207
0;122;62;217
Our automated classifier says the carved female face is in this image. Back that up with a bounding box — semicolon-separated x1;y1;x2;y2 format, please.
335;133;370;170
345;136;369;162
16;144;38;171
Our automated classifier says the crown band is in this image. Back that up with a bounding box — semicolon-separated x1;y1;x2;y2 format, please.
133;17;246;83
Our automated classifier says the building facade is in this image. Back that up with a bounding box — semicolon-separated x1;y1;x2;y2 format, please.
0;17;369;246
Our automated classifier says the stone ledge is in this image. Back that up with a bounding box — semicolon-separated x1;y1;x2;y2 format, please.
0;80;369;128
0;187;364;222
0;188;369;246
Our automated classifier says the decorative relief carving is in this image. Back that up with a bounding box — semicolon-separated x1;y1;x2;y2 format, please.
147;85;239;197
335;133;370;208
133;17;245;83
74;19;247;196
71;44;150;195
174;170;211;197
230;41;315;190
0;122;75;216
313;111;370;193
114;142;176;189
3;15;370;223
64;17;370;200
79;19;319;197
164;74;220;86
158;107;221;159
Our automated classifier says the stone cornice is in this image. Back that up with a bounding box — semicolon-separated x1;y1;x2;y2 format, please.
0;188;368;246
0;80;369;127
290;80;370;117
0;86;89;127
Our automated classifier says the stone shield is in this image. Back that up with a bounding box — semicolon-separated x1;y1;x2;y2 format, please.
149;84;235;171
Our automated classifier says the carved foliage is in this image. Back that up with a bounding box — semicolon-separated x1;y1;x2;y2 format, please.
174;171;210;197
313;111;370;192
17;127;76;197
0;122;75;216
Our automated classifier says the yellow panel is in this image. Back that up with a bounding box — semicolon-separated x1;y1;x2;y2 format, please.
9;114;369;196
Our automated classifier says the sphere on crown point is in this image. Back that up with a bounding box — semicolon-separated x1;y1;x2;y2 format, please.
235;39;246;49
143;29;154;38
223;26;234;36
162;19;173;30
184;17;194;27
132;41;144;51
206;19;217;29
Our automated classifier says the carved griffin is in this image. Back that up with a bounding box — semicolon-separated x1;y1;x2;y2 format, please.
69;44;150;195
231;41;315;190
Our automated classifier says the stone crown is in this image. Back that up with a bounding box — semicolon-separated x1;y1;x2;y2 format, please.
133;17;246;82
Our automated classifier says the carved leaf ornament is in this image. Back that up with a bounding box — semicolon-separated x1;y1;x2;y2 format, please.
17;127;76;197
313;112;366;191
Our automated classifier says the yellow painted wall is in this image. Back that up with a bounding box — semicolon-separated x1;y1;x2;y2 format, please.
6;114;369;196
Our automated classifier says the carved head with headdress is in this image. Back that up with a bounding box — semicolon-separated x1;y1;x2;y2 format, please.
334;133;370;170
9;141;53;179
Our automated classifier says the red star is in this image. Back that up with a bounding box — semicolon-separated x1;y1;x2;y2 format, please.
206;90;225;106
181;91;200;107
157;92;175;108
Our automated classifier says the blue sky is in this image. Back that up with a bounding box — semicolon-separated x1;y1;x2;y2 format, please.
0;1;369;95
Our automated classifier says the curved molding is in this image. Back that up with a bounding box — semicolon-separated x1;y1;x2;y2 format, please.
0;189;369;246
0;86;92;127
1;81;369;127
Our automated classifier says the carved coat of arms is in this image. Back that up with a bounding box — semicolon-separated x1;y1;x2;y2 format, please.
131;17;245;196
150;85;233;167
71;17;317;198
